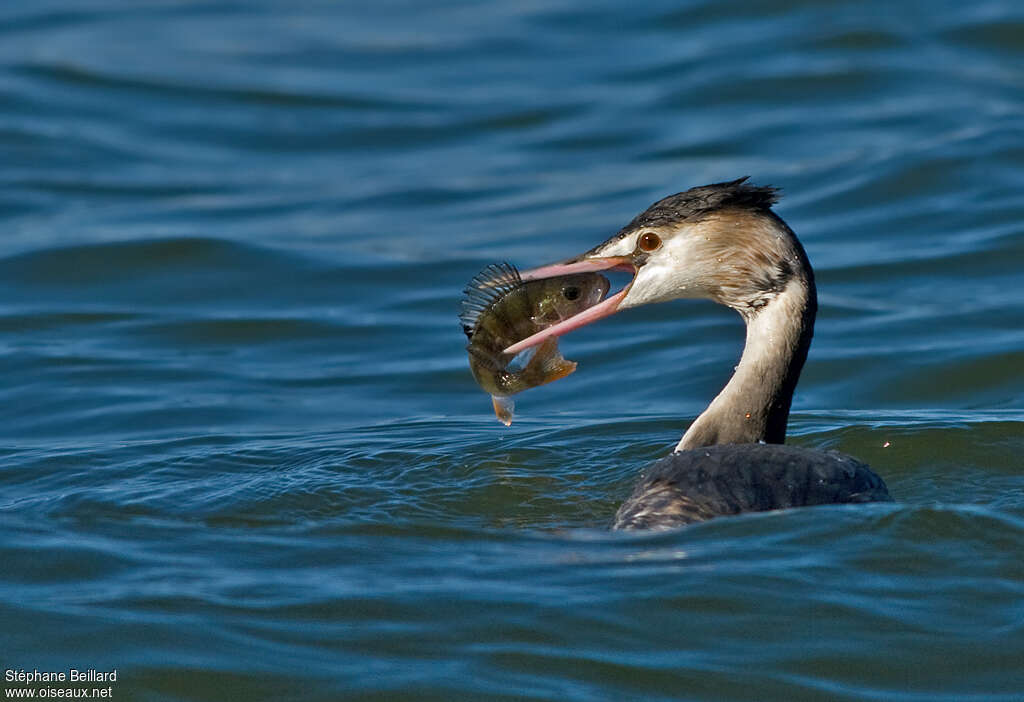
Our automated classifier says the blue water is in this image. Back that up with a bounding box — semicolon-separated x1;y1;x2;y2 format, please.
2;1;1023;700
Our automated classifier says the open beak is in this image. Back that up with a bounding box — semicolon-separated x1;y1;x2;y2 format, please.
503;255;637;355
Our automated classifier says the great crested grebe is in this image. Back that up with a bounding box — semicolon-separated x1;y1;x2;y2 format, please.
505;178;891;529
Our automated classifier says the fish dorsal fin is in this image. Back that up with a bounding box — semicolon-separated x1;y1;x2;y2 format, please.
459;262;523;338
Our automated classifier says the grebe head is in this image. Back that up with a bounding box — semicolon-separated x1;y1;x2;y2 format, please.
505;178;808;355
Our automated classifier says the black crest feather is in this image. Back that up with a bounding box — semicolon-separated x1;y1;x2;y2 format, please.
620;177;780;233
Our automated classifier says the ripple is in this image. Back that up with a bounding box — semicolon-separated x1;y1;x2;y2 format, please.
3;0;1024;699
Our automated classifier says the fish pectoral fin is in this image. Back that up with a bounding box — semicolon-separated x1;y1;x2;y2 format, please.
527;338;577;386
492;395;514;426
467;342;500;370
538;359;576;385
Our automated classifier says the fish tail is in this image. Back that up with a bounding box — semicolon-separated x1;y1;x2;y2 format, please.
491;395;514;426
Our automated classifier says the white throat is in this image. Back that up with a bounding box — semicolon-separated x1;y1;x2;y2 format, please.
675;277;813;451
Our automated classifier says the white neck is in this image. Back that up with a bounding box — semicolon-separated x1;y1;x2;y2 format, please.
676;277;814;451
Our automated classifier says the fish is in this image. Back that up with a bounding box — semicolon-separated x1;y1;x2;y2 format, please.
459;262;610;425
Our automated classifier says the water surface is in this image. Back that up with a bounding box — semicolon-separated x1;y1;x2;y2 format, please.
2;1;1023;700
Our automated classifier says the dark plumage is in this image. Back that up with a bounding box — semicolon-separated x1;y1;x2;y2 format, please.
585;177;780;256
622;177;778;230
514;179;892;529
613;444;892;530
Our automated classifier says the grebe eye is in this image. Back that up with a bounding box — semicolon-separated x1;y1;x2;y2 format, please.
562;286;581;301
637;231;662;252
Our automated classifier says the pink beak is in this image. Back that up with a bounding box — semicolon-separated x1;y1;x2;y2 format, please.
503;256;636;355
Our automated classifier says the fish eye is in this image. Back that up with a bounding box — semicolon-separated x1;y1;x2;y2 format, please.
637;231;662;252
562;286;581;301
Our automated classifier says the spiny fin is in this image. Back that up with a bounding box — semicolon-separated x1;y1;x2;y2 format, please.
459;262;523;339
492;395;514;426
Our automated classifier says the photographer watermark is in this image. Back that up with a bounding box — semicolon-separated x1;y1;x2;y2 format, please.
3;670;118;698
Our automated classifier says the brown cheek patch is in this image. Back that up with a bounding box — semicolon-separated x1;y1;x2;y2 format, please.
688;211;798;308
